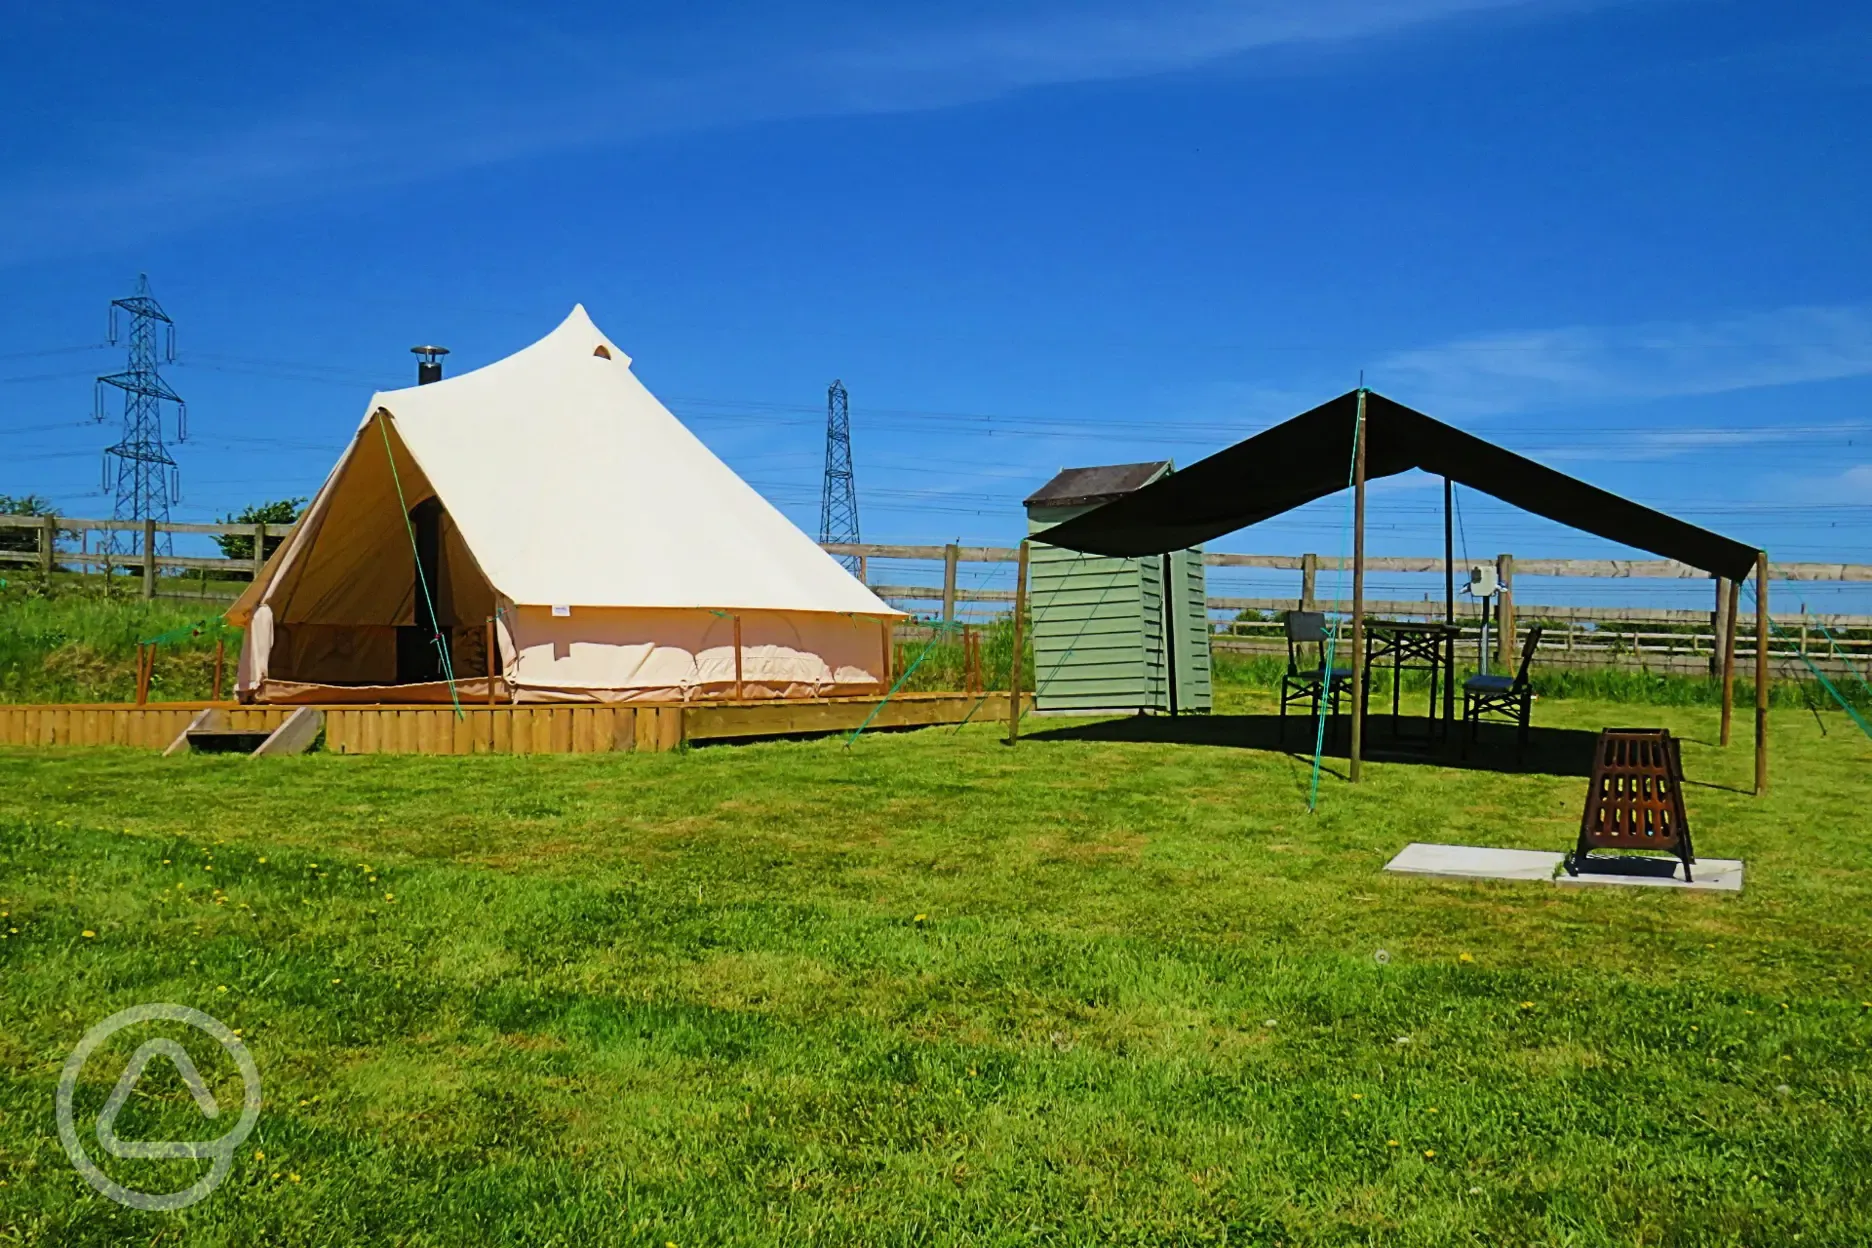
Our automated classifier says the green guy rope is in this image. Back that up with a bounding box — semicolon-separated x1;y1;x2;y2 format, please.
846;618;961;746
379;416;464;720
1813;619;1872;707
1745;584;1872;743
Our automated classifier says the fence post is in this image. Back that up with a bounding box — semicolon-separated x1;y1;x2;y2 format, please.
253;522;267;582
1496;553;1515;669
1300;553;1317;612
941;543;959;625
39;514;57;579
1710;577;1729;678
141;519;157;600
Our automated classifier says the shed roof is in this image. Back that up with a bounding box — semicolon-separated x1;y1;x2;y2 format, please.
1036;390;1759;581
1024;461;1171;510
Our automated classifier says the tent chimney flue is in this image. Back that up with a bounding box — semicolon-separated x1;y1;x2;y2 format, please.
411;345;450;385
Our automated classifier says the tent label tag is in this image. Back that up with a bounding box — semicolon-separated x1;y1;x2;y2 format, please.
551;605;571;617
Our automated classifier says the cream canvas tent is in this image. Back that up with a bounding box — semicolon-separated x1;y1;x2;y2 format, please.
227;306;902;704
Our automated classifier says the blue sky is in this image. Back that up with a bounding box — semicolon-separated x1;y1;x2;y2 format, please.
3;0;1868;613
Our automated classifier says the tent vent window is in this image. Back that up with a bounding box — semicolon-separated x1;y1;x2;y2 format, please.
593;345;612;359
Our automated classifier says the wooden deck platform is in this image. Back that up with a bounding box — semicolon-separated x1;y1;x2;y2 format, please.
0;692;1022;756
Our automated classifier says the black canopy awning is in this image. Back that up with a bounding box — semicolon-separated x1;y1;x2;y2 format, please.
1036;390;1760;582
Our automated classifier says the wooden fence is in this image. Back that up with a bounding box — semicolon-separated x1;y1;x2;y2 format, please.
6;517;1868;675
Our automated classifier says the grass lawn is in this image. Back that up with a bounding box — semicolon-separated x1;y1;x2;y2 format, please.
0;691;1868;1246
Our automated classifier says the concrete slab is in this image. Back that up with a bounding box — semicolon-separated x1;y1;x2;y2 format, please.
1383;842;1743;892
1560;854;1744;892
1384;843;1564;883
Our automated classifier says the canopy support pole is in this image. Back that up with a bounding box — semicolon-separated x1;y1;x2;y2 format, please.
1006;540;1030;745
1443;477;1455;728
1755;551;1769;795
1719;577;1737;746
1349;390;1369;783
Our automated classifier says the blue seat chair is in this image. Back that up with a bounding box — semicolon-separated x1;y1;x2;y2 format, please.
1462;625;1544;757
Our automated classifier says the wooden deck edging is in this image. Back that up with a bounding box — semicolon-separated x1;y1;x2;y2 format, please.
0;692;1024;756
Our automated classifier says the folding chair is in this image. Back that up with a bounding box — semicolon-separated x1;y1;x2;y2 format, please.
1280;611;1356;742
1462;625;1544;757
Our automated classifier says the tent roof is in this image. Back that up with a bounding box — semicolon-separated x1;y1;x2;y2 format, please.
241;306;899;617
1036;390;1760;582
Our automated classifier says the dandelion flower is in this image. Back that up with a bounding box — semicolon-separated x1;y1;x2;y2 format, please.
289;1172;301;1183
82;930;96;938
1352;1093;1363;1100
1387;1139;1399;1147
217;985;228;993
259;857;268;864
913;913;927;923
1458;952;1474;964
1424;1150;1436;1159
255;1150;265;1161
331;978;342;985
1519;1001;1534;1010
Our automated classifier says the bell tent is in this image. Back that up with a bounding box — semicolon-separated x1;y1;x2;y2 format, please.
228;306;901;704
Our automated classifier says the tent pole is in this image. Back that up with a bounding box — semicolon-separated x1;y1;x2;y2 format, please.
1006;539;1030;745
1755;550;1769;795
1349;390;1368;783
1443;476;1455;729
1719;578;1737;746
732;613;744;700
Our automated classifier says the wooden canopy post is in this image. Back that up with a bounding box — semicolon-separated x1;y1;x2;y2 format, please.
1443;477;1456;727
1719;577;1737;746
1348;390;1369;782
1755;551;1769;795
1496;553;1516;670
1006;539;1030;745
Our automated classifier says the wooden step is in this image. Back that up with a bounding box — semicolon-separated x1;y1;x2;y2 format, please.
184;729;274;754
162;706;323;757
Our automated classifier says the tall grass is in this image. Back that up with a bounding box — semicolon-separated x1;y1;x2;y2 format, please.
0;580;237;703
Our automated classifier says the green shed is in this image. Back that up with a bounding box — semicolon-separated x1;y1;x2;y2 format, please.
1024;462;1213;715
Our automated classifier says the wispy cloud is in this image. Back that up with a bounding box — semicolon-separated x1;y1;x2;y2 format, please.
0;0;1604;265
1374;304;1872;417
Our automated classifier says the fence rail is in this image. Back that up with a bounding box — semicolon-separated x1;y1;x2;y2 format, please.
6;519;1870;675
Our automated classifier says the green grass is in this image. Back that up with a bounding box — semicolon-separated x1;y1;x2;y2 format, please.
0;580;238;704
0;692;1868;1245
